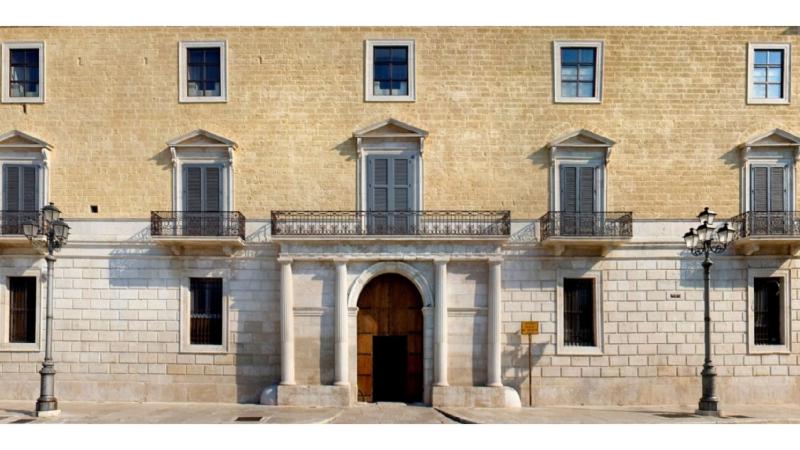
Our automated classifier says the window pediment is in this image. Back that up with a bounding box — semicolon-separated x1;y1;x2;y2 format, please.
739;129;800;163
167;129;237;149
548;129;614;165
0;130;52;151
354;119;428;156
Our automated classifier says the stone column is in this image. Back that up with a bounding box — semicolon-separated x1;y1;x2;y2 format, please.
434;258;449;386
334;258;349;386
279;257;295;385
487;258;503;387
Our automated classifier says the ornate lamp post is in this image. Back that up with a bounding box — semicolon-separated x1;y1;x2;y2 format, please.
23;202;70;417
682;207;735;417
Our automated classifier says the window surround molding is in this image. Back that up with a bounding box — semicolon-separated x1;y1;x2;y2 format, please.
353;118;428;211
547;129;614;211
746;42;791;105
179;268;231;354
178;40;228;103
737;128;800;213
746;268;791;355
0;268;43;352
555;269;604;356
1;41;45;104
167;129;237;212
552;40;604;104
0;130;52;209
364;39;416;102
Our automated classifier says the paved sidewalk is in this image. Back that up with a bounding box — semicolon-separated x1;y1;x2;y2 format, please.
438;404;800;424
3;400;800;424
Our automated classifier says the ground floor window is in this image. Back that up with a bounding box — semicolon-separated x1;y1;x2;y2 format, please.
563;278;595;347
189;278;223;346
8;276;36;343
754;277;783;346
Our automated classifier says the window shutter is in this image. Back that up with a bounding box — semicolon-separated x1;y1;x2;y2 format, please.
184;167;203;211
751;166;769;212
369;158;389;211
21;166;37;211
4;166;19;211
561;166;577;212
204;167;221;211
578;166;595;213
769;166;785;212
393;158;410;211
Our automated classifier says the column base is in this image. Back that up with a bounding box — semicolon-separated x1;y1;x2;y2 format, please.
277;384;352;407
432;386;521;408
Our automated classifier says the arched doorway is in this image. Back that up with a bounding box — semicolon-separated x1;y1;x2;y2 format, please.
357;273;423;403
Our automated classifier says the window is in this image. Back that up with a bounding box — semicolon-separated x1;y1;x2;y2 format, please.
2;165;40;234
747;43;791;104
553;41;603;103
556;271;603;355
189;278;223;346
179;270;229;353
747;269;791;354
560;166;597;235
8;277;36;344
179;41;227;103
753;277;782;346
365;40;415;102
563;279;595;346
1;42;45;103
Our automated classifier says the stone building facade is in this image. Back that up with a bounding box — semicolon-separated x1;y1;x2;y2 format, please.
0;27;799;407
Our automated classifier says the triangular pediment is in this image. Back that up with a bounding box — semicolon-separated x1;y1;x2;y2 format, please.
0;130;52;149
353;118;428;138
548;129;615;148
741;129;800;148
167;129;237;149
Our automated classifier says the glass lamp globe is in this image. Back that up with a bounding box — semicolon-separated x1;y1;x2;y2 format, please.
42;202;61;223
697;207;716;226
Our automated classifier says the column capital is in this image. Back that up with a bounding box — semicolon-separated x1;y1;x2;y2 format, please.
277;256;293;265
332;257;349;265
488;256;504;265
433;257;450;265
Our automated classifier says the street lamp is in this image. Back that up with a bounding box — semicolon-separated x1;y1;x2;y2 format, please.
23;202;70;417
682;207;736;417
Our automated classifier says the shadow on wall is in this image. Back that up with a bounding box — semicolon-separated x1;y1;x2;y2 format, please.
333;137;357;162
108;225;162;288
502;341;549;401
781;27;800;35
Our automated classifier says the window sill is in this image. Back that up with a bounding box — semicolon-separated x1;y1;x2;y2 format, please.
554;97;602;104
556;345;603;356
746;98;790;105
365;94;416;103
1;97;45;104
0;342;42;352
178;96;228;104
179;344;228;354
748;344;791;355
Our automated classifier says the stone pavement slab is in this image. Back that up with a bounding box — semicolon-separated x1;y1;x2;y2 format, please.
437;404;800;424
330;403;455;424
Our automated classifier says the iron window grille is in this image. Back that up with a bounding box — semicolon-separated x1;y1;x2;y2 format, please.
563;278;595;347
8;276;37;343
189;278;223;346
753;277;782;345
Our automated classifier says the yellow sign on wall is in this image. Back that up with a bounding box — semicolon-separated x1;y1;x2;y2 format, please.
520;321;539;335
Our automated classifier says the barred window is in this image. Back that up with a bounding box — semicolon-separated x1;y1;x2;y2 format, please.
9;276;37;344
754;277;782;345
189;278;223;346
563;278;595;347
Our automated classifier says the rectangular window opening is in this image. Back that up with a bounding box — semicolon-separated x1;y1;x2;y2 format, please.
9;276;37;344
189;278;223;346
563;278;595;347
754;277;783;346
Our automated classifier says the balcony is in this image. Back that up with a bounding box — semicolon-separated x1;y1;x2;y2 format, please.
270;210;511;239
730;211;800;255
0;210;42;247
150;211;246;255
539;211;633;255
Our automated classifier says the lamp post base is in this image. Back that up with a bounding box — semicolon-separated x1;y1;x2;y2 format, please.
35;408;61;418
695;408;721;417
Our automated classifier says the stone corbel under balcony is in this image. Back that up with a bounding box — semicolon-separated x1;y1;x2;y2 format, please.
151;235;245;256
538;211;633;256
542;236;629;257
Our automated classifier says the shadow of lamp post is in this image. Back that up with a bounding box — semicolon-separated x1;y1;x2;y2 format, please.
23;202;70;417
682;207;736;417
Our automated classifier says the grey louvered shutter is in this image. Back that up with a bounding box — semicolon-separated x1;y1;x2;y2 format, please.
184;167;203;211
21;167;37;211
368;157;389;211
769;166;785;212
751;166;769;212
578;167;595;213
4;166;20;211
393;158;411;211
205;167;221;211
561;166;577;212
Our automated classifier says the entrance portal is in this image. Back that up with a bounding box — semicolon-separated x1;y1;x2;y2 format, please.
357;273;423;403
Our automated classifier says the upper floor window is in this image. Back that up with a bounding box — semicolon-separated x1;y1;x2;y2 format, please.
553;41;603;103
747;43;791;104
1;42;45;103
179;41;227;103
365;40;415;102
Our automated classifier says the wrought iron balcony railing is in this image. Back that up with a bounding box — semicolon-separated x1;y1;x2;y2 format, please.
730;211;800;238
271;210;511;236
151;211;246;239
539;211;633;241
0;210;41;235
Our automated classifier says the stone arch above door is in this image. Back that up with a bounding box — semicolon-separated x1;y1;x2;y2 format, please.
347;261;434;309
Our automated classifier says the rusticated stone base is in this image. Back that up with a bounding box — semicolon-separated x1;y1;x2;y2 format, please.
432;386;521;408
277;384;352;407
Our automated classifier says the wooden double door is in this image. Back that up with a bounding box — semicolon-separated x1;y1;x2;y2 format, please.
357;274;423;403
